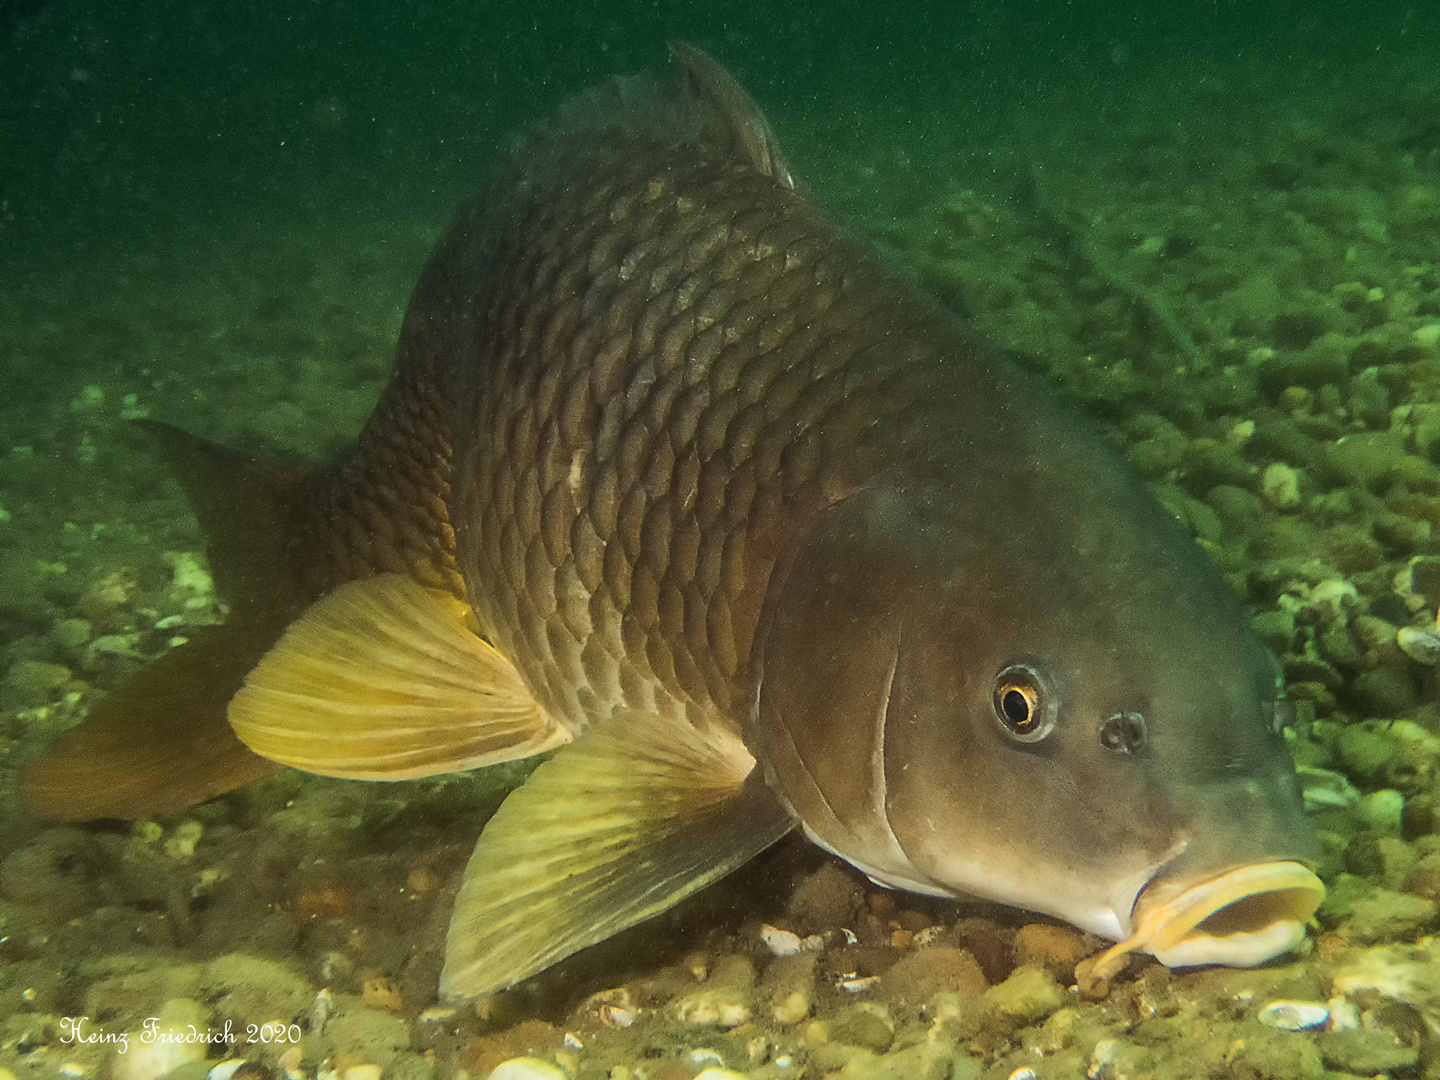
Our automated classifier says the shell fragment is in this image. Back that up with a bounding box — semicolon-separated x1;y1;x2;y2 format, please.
1257;1000;1329;1030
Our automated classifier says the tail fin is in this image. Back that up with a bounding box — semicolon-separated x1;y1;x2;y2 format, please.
21;422;308;821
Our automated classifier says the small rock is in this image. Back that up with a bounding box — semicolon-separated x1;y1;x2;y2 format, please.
1012;923;1090;984
49;617;92;651
1336;725;1397;785
761;953;816;1025
1087;1038;1154;1080
1349;668;1418;717
461;1025;563;1078
1344;835;1416;890
674;955;754;1030
113;999;210;1080
485;1061;565;1080
1356;789;1406;834
980;966;1063;1033
1403;851;1440;905
1;659;72;706
1341;887;1438;944
1316;1029;1419;1075
827;1003;894;1053
1260;462;1302;510
787;863;863;933
879;947;986;1005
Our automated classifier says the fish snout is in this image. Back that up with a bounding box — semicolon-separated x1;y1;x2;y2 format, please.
1092;860;1325;979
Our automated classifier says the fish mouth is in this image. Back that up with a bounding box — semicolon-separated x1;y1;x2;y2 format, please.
1091;861;1325;980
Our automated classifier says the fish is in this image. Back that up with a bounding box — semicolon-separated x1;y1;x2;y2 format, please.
23;42;1324;999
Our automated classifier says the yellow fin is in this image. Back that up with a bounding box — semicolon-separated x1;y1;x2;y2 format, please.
229;574;566;779
439;711;795;998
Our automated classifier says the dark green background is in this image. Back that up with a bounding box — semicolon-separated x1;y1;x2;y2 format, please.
1;1;1430;250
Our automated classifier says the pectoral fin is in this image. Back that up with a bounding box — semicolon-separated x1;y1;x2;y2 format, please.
229;574;567;779
439;711;795;999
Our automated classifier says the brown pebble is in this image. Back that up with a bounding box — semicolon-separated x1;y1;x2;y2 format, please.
360;974;404;1014
787;863;864;933
459;1019;564;1075
880;946;987;1005
1315;932;1353;964
1014;923;1091;984
895;910;934;932
954;918;1014;984
1406;853;1440;905
1403;793;1440;840
1073;955;1113;1001
761;953;817;1024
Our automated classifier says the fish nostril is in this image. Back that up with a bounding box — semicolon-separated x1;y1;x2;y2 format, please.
1100;712;1148;754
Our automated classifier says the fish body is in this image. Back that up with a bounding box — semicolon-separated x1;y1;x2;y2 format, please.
27;45;1323;997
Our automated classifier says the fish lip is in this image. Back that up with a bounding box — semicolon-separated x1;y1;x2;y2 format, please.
1094;860;1326;979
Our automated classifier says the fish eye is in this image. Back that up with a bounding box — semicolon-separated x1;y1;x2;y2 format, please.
992;663;1056;743
1100;711;1147;754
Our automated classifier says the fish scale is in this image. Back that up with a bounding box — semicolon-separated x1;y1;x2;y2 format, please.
450;144;936;735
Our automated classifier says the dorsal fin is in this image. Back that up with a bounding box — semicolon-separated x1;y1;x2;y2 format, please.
666;41;794;188
507;43;795;192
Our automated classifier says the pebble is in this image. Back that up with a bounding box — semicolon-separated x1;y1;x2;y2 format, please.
1;658;71;705
1260;462;1302;510
112;998;212;1080
827;1003;895;1053
485;1061;565;1080
207;1063;248;1080
762;953;816;1024
1398;624;1440;664
1342;887;1437;944
692;1071;748;1080
341;1068;380;1080
980;966;1064;1032
880;946;986;1005
1013;923;1090;983
1356;789;1406;834
1317;1030;1419;1075
1257;1000;1330;1030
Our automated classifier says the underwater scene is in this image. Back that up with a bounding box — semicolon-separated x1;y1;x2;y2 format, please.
3;2;1440;1078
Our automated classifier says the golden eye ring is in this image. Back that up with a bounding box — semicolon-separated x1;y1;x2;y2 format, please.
992;663;1056;743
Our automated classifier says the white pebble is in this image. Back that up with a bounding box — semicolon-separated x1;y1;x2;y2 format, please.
487;1061;566;1080
207;1062;247;1080
1257;999;1329;1030
341;1066;382;1080
760;924;803;956
59;1066;88;1079
1398;625;1440;664
837;975;879;993
1260;462;1301;511
1327;996;1361;1031
693;1071;748;1080
1008;1070;1038;1080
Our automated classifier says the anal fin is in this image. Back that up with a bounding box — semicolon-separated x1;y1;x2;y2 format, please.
229;574;568;780
22;618;286;821
439;710;795;999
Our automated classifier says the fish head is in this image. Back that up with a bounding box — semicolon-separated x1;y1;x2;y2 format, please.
750;477;1323;971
